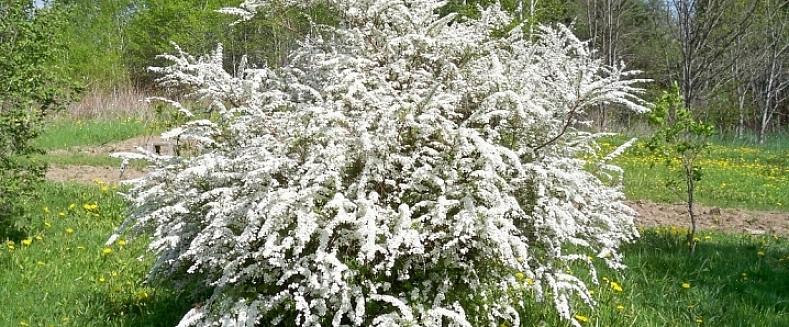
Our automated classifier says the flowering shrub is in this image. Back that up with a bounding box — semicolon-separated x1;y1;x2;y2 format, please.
111;1;649;326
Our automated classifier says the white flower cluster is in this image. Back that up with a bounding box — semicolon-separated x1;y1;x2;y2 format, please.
112;1;649;326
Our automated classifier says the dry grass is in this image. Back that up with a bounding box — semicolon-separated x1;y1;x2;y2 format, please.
60;88;154;121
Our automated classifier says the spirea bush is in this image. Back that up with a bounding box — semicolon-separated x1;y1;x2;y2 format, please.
111;1;649;326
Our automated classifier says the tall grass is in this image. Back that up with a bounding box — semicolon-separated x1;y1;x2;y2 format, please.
62;88;154;121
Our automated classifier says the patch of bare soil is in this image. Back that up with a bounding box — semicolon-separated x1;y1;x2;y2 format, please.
46;165;146;184
630;200;789;236
46;135;170;184
49;135;176;157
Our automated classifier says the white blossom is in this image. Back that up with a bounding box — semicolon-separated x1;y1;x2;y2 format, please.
113;1;648;326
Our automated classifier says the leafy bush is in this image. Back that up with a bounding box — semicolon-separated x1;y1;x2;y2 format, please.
0;1;76;227
113;1;649;326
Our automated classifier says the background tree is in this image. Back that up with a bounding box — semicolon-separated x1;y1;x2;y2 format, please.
0;1;77;230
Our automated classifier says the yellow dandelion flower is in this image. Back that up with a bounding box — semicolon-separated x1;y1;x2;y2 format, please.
58;212;66;218
100;185;110;193
21;238;32;247
83;203;98;211
574;314;589;323
19;321;29;327
35;235;43;241
118;239;127;247
704;236;711;240
68;203;76;210
36;261;45;266
610;281;623;293
98;276;106;283
696;317;703;324
65;227;74;235
681;282;691;289
135;290;149;301
43;207;49;214
514;272;525;282
44;221;51;228
101;247;113;256
616;304;625;311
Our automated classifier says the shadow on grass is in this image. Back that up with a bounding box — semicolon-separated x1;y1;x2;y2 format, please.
618;229;789;325
0;218;27;243
77;285;195;327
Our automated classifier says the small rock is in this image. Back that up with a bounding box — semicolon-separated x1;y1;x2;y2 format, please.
745;228;766;235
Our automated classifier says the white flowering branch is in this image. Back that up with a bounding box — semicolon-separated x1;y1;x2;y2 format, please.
112;1;649;326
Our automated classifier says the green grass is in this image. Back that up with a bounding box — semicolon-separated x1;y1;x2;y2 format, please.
520;228;789;326
34;118;150;151
0;182;191;326
597;137;789;212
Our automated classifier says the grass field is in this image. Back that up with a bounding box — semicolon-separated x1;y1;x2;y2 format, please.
1;120;785;326
597;137;789;212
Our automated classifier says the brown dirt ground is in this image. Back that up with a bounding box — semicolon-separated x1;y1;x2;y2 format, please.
630;200;789;236
45;135;170;184
46;137;789;235
46;165;146;184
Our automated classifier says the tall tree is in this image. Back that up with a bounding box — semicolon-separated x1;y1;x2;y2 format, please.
667;0;756;112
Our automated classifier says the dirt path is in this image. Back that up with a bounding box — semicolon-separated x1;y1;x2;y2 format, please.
45;135;172;184
630;200;789;236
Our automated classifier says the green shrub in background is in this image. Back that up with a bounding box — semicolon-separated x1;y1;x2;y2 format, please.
0;1;78;230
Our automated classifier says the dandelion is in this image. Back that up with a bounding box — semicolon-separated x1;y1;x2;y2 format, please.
574;314;590;324
68;203;76;210
98;276;106;283
610;281;624;293
83;203;98;212
101;247;113;256
514;272;525;282
21;238;32;247
682;282;692;289
34;235;43;241
44;221;51;228
616;304;625;312
134;290;149;301
117;239;127;247
43;207;49;214
6;241;14;251
58;212;66;218
704;236;711;240
65;227;74;235
101;185;110;193
696;316;703;325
